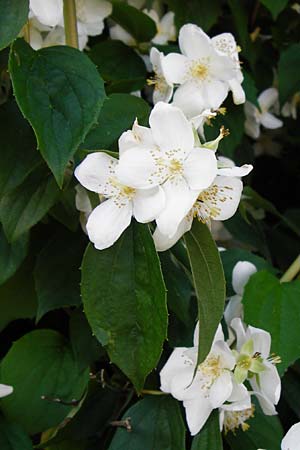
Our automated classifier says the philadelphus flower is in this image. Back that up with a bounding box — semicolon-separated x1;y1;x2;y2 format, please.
219;382;253;433
0;383;13;398
116;102;218;239
162;24;240;117
148;47;173;104
231;318;281;415
160;324;237;435
244;88;283;139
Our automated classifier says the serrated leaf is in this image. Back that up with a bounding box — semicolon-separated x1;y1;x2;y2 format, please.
109;396;186;450
191;411;222;450
0;329;89;434
260;0;289;19
0;226;29;285
278;43;300;105
81;222;167;391
80;93;150;151
89;40;146;94
0;417;33;450
111;2;157;42
243;271;300;374
9;39;105;186
184;221;225;364
0;0;29;50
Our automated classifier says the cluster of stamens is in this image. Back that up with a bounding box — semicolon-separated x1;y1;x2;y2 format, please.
223;404;255;434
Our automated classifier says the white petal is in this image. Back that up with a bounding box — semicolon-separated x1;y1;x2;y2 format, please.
213;341;236;370
30;0;63;26
86;199;132;250
194;323;224;347
116;147;162;189
258;363;281;405
153;83;173;104
172;82;208;118
260;112;283;129
211;33;237;58
202;176;243;221
230;318;247;350
245;117;260;139
226;379;251;405
183;396;213;436
258;87;279;110
179;24;212;59
224;294;243;326
149;102;194;155
161;53;189;84
248;326;271;358
228;78;246;105
133;186;165;223
28;26;44;50
282;423;300;450
75;152;118;195
75;184;92;214
217;164;253;177
77;0;112;23
199;79;229;110
232;261;257;296
210;371;233;407
156;178;199;238
251;390;277;416
183;147;217;190
153;215;192;252
118;120;154;156
209;53;237;81
0;384;13;398
109;24;136;46
160;347;195;396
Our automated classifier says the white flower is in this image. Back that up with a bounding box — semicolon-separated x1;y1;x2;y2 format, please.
211;32;245;105
75;152;165;249
153;157;252;251
116;102;218;238
224;261;257;327
160;324;236;435
230;318;281;415
162;24;237;117
0;383;13;398
244;88;283;139
148;47;173;104
219;382;253;433
144;10;176;45
281;92;300;120
109;24;136;46
29;0;63;27
75;0;112;39
281;422;300;450
75;184;92;234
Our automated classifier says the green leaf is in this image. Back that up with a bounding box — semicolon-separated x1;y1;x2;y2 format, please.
9;39;105;186
109;396;186;450
225;400;283;450
0;100;41;197
165;0;222;32
0;329;89;434
0;166;60;242
0;257;37;332
0;417;33;450
34;231;86;321
243;271;300;374
0;0;29;50
111;2;157;42
0;226;29;285
89;40;146;94
184;221;225;364
278;43;300;105
81;222;167;391
191;411;222;450
242;72;259;108
80;93;150;151
259;0;289;19
204;105;245;158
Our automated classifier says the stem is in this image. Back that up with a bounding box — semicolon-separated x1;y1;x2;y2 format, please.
280;255;300;283
63;0;79;49
140;389;167;396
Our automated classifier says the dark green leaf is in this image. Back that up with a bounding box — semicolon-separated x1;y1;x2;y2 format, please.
0;417;33;450
242;71;259;107
184;221;225;364
278;43;300;105
0;0;29;50
165;0;221;32
191;411;222;450
0;329;89;434
89;40;146;94
0;226;29;285
34;231;86;321
243;271;300;374
260;0;289;19
49;185;79;232
81;222;167;391
282;365;300;419
111;2;157;42
80;93;150;151
0;100;41;197
0;167;60;242
109;396;186;450
9;39;105;186
0;257;37;332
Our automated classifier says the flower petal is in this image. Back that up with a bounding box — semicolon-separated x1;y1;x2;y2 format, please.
228;78;246;105
75;152;118;195
232;261;257;296
0;384;13;398
149;102;194;155
179;24;212;59
160;347;195;395
260;112;283;130
210;371;233;407
183;396;213;436
258;87;278;110
183;147;217;190
282;423;300;450
203;175;243;221
161;53;189;84
248;326;271;358
217;163;253;177
86;199;132;250
153;215;192;252
133;186;165;223
118;120;154;156
30;0;63;26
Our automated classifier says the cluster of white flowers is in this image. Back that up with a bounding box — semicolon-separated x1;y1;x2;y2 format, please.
75;101;252;250
160;260;281;436
27;0;112;50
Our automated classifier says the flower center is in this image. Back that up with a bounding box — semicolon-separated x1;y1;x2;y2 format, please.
121;185;136;198
223;404;255;434
147;74;167;93
198;355;222;383
190;61;209;81
169;158;183;175
193;182;234;222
